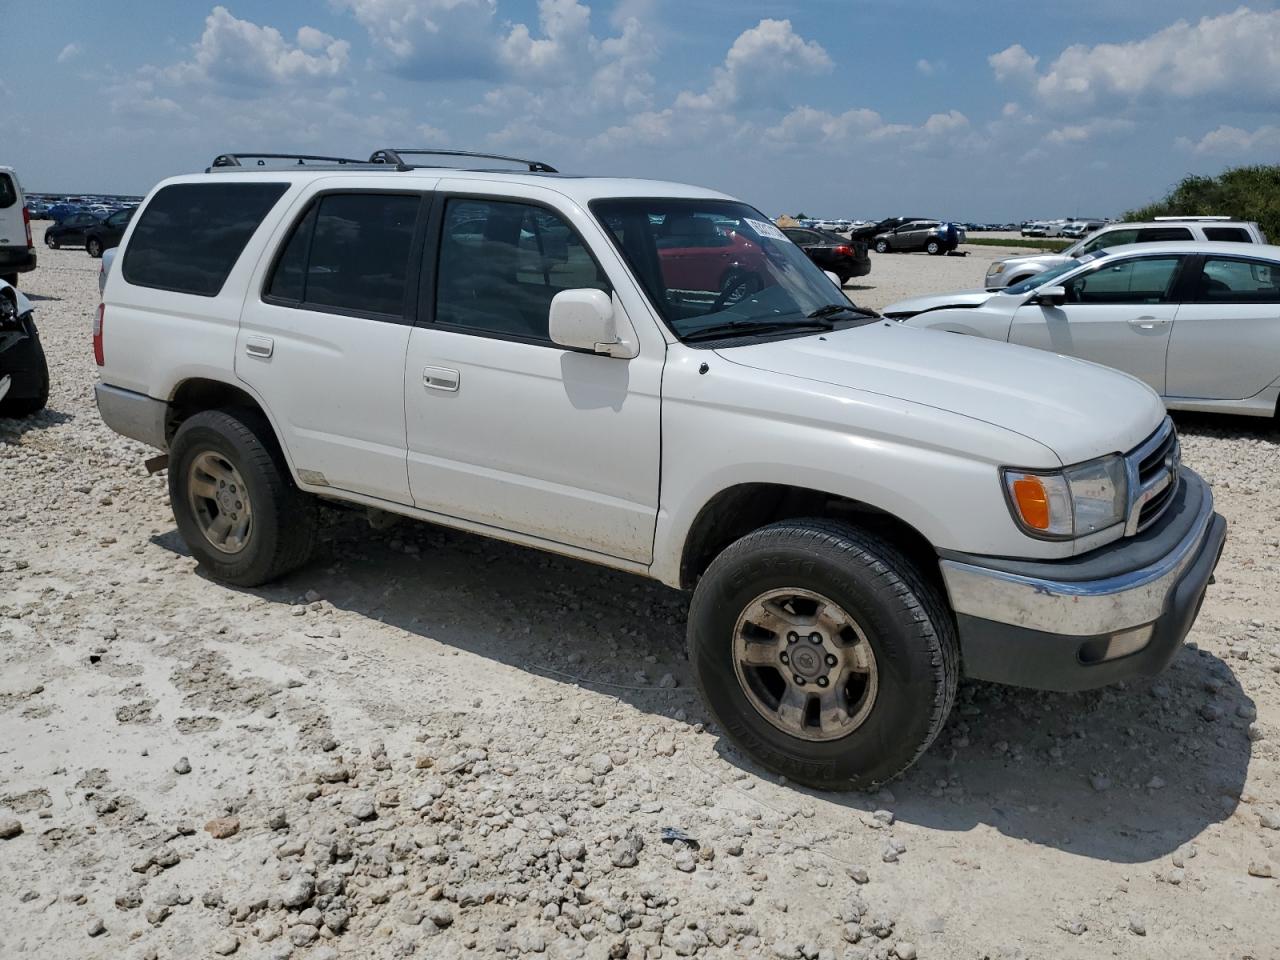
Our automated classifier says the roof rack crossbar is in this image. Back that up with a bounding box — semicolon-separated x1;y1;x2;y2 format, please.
370;148;557;173
208;152;401;172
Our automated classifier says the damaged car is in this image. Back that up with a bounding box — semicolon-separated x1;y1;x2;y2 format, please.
0;278;49;417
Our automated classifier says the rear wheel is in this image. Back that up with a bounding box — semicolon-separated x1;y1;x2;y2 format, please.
45;234;59;250
688;519;958;790
86;237;103;258
168;409;317;586
926;240;942;256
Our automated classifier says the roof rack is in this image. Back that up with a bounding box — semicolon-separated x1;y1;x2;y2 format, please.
207;152;402;173
369;148;557;173
1152;215;1231;222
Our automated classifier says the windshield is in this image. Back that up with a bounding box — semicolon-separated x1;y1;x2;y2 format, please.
590;198;873;340
1002;254;1106;295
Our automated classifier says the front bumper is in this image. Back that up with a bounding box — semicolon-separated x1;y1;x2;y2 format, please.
940;468;1225;691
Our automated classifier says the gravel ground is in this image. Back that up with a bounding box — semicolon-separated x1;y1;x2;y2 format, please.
2;223;1278;960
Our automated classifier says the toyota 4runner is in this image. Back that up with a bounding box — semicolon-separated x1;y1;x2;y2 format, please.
95;149;1227;790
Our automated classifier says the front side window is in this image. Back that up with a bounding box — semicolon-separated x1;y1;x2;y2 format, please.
123;182;288;297
1193;257;1280;303
592;198;875;341
434;198;608;343
1076;228;1139;255
1064;256;1181;305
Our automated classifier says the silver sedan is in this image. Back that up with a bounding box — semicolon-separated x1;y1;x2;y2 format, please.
882;241;1280;418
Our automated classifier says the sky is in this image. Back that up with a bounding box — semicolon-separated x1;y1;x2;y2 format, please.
3;0;1279;220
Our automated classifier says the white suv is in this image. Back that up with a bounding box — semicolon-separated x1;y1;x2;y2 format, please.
95;150;1226;789
988;217;1267;289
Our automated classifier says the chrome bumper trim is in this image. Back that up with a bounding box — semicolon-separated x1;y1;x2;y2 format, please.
941;478;1216;636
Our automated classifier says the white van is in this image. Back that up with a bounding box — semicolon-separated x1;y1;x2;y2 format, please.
0;165;37;287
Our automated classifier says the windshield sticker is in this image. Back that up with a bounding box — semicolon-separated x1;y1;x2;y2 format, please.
745;218;789;242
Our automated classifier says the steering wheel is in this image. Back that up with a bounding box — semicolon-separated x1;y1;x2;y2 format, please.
713;271;759;312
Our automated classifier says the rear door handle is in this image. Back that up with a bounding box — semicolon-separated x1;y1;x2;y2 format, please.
1127;316;1168;330
245;336;274;358
422;366;460;392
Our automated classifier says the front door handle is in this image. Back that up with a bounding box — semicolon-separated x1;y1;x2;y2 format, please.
1127;316;1168;330
245;336;274;358
422;366;460;392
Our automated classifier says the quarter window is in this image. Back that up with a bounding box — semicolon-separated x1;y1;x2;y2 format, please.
265;193;420;319
123;182;288;297
434;198;608;343
1193;257;1280;303
1065;257;1182;305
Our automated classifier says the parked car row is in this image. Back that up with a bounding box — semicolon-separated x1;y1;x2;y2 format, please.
44;206;135;257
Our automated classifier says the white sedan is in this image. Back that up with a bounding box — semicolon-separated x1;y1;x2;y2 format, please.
882;241;1280;418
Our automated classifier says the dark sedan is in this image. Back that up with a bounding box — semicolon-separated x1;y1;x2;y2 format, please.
44;212;103;249
84;208;135;258
782;228;871;284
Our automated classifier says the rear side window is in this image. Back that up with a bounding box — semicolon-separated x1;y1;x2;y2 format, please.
1203;227;1251;243
0;173;16;208
1135;227;1193;243
265;193;421;319
1193;257;1280;303
123;182;288;296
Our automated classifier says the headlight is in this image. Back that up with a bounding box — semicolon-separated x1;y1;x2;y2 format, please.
987;263;1006;276
1002;455;1128;539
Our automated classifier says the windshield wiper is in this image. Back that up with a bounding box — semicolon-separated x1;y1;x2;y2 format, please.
807;303;877;320
682;318;835;342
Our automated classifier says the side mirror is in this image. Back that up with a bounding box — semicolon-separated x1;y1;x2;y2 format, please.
824;270;843;288
549;288;624;356
1033;284;1067;306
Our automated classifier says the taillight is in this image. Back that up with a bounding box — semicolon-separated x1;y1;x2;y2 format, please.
834;245;853;256
23;206;32;248
93;303;105;366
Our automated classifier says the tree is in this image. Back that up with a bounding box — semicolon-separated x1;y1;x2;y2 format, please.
1125;164;1280;240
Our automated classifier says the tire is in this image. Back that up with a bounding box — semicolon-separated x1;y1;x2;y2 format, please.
168;409;318;587
0;329;50;418
45;234;59;250
86;237;103;258
926;240;942;256
688;519;958;790
874;239;890;254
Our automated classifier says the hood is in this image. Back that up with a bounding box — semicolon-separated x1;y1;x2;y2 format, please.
714;321;1166;466
996;252;1071;270
879;288;999;316
0;278;33;317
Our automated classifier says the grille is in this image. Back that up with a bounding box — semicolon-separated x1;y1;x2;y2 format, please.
1125;419;1180;535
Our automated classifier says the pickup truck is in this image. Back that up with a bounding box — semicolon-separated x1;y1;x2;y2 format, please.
94;150;1227;790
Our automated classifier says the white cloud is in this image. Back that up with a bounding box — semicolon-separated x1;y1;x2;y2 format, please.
1180;123;1280;155
676;19;831;110
915;58;941;76
995;7;1280;107
988;44;1038;83
1045;117;1134;144
57;43;82;64
333;0;498;79
764;105;969;150
161;6;349;88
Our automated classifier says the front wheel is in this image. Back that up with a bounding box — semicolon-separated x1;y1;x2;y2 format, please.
45;234;59;250
168;409;317;586
874;239;890;254
86;237;103;258
926;240;942;255
688;519;958;790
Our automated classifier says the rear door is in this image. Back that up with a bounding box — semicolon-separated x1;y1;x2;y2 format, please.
1166;255;1280;400
1010;254;1184;393
236;179;433;505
